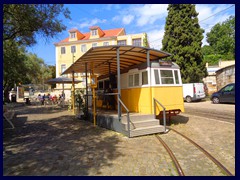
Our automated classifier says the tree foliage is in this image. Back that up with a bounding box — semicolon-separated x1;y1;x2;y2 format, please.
143;33;150;48
162;4;207;83
203;16;235;65
3;4;70;46
3;4;69;102
3;40;56;101
3;40;27;96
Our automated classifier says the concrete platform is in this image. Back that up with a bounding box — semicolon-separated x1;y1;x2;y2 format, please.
86;108;167;137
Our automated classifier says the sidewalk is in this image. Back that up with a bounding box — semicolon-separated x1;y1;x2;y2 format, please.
3;103;235;176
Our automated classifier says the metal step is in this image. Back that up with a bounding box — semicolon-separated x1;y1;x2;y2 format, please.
121;114;155;123
122;119;159;130
130;125;165;137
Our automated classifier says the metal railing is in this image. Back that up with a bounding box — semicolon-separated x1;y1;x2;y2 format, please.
118;96;130;138
153;98;167;132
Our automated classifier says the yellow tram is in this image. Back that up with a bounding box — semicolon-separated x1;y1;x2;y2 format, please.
62;45;184;137
96;59;184;115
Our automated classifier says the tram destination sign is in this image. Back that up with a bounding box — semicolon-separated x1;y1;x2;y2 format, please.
159;60;172;66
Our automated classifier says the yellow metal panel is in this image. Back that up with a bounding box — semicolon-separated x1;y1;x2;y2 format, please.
151;86;185;114
121;87;151;114
121;86;184;114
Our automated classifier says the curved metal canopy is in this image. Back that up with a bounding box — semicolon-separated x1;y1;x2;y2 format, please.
45;77;82;84
62;45;171;77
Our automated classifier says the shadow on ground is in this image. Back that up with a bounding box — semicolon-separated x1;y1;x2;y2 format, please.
169;115;189;125
3;105;123;176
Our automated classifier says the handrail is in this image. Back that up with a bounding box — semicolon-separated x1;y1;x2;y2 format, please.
153;98;167;132
118;96;131;138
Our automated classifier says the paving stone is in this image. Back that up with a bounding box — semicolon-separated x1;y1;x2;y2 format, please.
3;103;235;176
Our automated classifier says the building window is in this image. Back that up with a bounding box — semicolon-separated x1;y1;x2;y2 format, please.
70;32;76;38
98;81;104;90
154;69;180;85
160;70;174;84
129;75;133;87
128;73;139;87
104;80;110;89
174;70;180;84
133;38;142;46
61;64;67;77
71;46;76;53
142;71;148;85
61;47;66;54
81;44;87;52
154;70;160;84
92;43;97;47
103;42;109;46
91;29;97;36
134;74;139;86
117;40;127;46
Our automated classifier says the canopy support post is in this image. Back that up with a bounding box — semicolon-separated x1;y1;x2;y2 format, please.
147;50;152;114
72;71;75;114
117;47;121;120
85;63;88;120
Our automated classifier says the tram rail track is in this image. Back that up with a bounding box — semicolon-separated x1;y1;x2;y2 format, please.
155;127;233;176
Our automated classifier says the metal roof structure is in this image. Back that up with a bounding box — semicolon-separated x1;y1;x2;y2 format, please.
62;45;171;76
45;77;82;84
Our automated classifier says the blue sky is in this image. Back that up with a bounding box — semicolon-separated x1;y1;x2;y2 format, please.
27;4;235;66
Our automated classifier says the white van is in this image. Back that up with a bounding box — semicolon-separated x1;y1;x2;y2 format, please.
183;83;206;102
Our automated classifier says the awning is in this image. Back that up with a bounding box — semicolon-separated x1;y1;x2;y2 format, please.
62;45;171;76
45;77;82;84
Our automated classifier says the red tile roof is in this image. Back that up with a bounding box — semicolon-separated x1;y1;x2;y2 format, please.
56;28;124;44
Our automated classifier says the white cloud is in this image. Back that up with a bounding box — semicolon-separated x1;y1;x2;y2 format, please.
196;4;235;46
69;18;107;30
146;27;165;50
105;4;121;11
112;15;120;22
133;4;168;26
122;15;134;25
112;4;168;27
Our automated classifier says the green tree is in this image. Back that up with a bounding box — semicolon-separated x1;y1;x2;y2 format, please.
206;16;235;58
162;4;207;83
143;33;150;48
23;53;45;85
3;40;28;102
3;41;54;101
48;65;57;89
202;45;215;56
3;4;70;46
3;4;70;102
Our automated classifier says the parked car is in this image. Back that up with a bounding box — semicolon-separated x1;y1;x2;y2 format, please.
211;83;235;104
183;83;206;102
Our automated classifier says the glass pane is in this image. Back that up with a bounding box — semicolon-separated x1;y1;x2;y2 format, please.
154;70;160;84
81;45;86;52
98;81;103;89
133;38;141;46
161;78;174;84
103;42;109;46
61;47;65;54
142;71;148;85
223;85;234;92
174;70;179;84
71;46;76;53
129;75;133;87
117;40;126;45
134;74;139;86
160;70;173;77
104;80;110;89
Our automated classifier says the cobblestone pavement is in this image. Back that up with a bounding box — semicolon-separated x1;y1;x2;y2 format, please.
3;103;235;176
